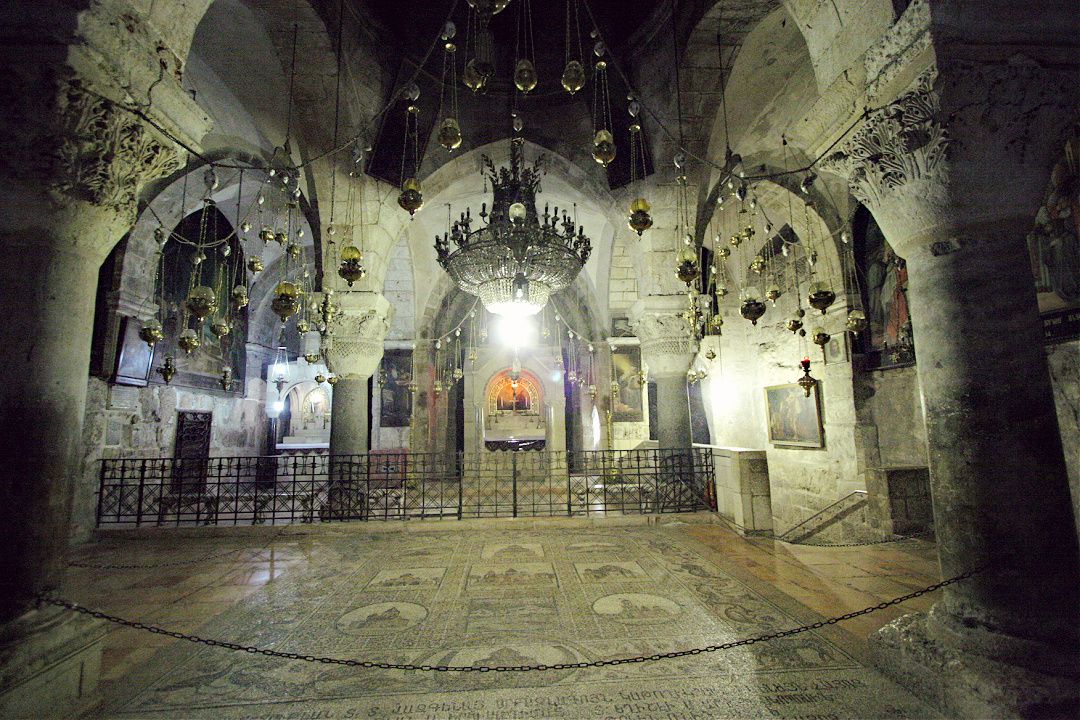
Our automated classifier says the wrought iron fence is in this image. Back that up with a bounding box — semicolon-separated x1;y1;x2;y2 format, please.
96;449;715;527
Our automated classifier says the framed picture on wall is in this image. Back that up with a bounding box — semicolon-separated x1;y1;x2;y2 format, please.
764;382;824;448
113;316;155;387
611;345;645;422
824;333;849;365
379;349;413;428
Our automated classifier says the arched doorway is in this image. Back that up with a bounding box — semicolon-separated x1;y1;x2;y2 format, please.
483;369;545;451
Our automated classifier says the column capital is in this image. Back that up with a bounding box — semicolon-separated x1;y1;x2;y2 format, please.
823;63;1078;253
323;292;392;379
630;295;698;378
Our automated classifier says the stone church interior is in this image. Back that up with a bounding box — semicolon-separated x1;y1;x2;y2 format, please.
1;0;1078;718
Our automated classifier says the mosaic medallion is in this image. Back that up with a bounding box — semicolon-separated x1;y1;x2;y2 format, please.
336;602;428;636
592;592;682;624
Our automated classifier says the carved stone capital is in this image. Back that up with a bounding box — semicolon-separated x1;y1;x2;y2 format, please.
50;82;182;217
822;70;949;216
323;292;392;379
630;296;698;378
1;70;183;232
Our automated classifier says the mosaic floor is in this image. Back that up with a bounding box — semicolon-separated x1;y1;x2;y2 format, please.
66;516;944;719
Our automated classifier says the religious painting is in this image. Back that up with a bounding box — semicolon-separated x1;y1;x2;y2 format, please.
764;383;824;448
113;316;155;386
823;332;849;365
611;344;644;422
1028;132;1080;344
379;349;413;427
854;206;915;367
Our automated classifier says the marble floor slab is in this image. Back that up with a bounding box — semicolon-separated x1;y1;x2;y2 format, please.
64;517;944;719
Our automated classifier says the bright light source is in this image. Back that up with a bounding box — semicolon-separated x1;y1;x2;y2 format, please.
496;314;536;349
272;400;284;413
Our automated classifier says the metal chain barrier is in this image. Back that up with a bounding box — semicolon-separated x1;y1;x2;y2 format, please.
37;568;982;672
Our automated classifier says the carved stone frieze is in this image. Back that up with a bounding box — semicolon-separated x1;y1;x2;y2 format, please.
822;70;949;212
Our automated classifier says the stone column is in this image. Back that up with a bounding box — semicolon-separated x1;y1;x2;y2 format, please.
825;67;1079;716
631;296;698;449
323;292;391;456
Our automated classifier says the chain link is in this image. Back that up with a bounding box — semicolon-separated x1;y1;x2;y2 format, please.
38;568;981;672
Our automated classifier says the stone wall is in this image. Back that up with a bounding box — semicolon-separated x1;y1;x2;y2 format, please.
862;365;929;468
1047;339;1080;539
72;378;267;541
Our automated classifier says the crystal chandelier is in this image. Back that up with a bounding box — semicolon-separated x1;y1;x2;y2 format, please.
435;138;591;318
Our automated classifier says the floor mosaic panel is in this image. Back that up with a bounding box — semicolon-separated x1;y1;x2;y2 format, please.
85;524;942;719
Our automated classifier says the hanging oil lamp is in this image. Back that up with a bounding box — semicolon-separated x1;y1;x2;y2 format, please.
185;285;217;320
514;59;537;93
676;243;699;285
846;309;868;335
740;290;766;326
808;281;837;314
156;355;177;384
437;118;463;151
327;375;339;386
562;60;585;94
591;55;616;166
210;317;231;339
231;285;249;309
398;105;424;215
765;284;781;304
750;255;765;274
274;231;288;246
628;198;653;236
592;129;616;167
138;319;164;348
271;281;302;322
463;59;489;93
259;226;275;243
178;328;200;354
287;243;302;262
796;357;816;397
708;314;724;335
437;37;463;150
296;319;310;334
304;352;320;364
786;315;805;335
219;366;233;392
315;373;326;384
812;327;831;348
398;177;423;215
247;256;264;274
337;245;366;286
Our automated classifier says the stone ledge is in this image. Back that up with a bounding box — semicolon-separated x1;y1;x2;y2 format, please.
870;612;1080;720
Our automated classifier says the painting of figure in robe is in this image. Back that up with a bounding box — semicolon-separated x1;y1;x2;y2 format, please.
1028;137;1080;320
765;383;824;448
857;208;915;366
379;349;412;427
611;345;644;422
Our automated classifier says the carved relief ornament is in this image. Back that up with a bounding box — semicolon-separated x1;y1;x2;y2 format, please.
822;71;949;211
49;83;181;217
631;310;697;377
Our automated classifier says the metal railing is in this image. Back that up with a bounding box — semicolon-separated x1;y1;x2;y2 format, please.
774;490;868;542
96;449;715;527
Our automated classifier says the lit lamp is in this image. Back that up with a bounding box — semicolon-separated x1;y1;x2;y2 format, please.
797;356;817;397
271;345;291;395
